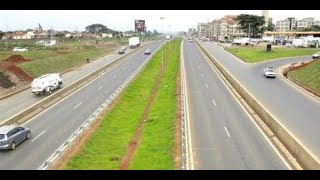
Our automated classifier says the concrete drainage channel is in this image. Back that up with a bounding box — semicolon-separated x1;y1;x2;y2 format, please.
196;41;320;170
0;41;154;127
37;42;164;170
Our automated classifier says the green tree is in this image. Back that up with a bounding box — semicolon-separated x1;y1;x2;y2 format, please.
236;14;266;37
267;23;275;31
0;31;4;39
302;25;320;31
85;24;108;35
54;32;65;38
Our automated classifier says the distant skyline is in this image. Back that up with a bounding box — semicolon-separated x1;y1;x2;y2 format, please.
0;10;319;33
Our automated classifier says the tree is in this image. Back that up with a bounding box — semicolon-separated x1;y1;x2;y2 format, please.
236;14;266;38
0;31;4;39
153;29;158;35
267;23;275;31
302;25;320;31
54;32;65;38
85;24;108;35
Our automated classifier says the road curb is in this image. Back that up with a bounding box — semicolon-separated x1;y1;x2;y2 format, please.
277;62;320;102
0;41;156;127
196;40;320;170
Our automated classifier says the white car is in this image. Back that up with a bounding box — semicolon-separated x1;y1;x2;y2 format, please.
13;47;28;52
264;67;276;78
222;43;231;47
312;52;320;59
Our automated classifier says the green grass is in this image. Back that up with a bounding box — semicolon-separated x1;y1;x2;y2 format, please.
128;39;181;170
227;46;320;63
18;48;115;78
288;59;320;94
65;41;177;170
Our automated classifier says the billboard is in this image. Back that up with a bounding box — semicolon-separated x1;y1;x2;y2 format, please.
135;20;145;32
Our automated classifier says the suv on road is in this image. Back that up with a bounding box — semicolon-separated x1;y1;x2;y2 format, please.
264;66;276;78
312;52;320;59
13;47;28;52
144;48;151;55
0;125;31;150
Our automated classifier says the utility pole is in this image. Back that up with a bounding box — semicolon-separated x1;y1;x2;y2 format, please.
168;24;171;51
160;17;164;70
248;23;251;38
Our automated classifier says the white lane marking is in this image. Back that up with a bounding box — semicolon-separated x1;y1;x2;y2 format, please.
113;75;117;78
32;130;47;142
73;102;82;109
205;83;208;88
212;99;216;106
98;86;103;91
224;126;231;138
182;41;194;170
198;66;200;69
201;73;203;77
198;44;292;169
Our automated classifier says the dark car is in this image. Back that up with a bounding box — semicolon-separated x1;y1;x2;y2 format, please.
144;48;151;55
0;125;31;150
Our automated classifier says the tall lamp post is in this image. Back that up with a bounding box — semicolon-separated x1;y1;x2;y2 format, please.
160;17;164;70
168;25;171;50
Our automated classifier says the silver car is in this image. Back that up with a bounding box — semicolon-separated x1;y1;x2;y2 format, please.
0;125;31;150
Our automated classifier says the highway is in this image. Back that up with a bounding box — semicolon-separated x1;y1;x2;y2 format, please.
0;41;162;169
0;42;151;124
183;40;288;169
200;41;320;159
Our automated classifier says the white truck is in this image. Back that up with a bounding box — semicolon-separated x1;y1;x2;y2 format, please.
129;37;140;49
31;73;62;95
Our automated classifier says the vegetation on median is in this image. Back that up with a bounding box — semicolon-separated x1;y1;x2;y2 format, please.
227;46;320;63
65;39;181;169
287;59;320;94
128;39;180;169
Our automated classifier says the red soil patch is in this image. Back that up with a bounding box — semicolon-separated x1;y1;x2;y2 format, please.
0;55;33;83
5;55;31;64
5;65;33;82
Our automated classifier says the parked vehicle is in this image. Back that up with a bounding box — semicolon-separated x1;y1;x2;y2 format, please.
264;66;276;78
129;37;140;49
31;73;62;95
0;124;31;150
312;52;320;59
13;47;28;52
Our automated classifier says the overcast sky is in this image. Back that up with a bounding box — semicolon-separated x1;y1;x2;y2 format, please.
0;10;319;33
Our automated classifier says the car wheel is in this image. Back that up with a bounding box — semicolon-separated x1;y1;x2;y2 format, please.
47;88;52;95
11;142;16;150
27;132;31;139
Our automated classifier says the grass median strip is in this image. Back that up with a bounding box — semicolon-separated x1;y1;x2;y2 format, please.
128;39;180;170
65;39;181;169
287;59;320;94
227;46;319;63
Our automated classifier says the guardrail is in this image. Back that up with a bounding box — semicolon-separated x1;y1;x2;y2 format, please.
196;41;320;169
0;41;155;127
37;42;164;170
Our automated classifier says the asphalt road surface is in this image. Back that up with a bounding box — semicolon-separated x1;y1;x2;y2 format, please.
0;41;162;169
183;40;288;169
200;41;320;160
0;42;151;124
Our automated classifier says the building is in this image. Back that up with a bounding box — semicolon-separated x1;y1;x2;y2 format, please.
262;10;269;27
303;17;315;28
197;23;209;37
276;18;296;32
211;15;246;41
276;17;317;32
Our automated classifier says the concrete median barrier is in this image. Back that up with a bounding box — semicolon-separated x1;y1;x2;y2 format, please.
0;41;155;127
196;41;320;169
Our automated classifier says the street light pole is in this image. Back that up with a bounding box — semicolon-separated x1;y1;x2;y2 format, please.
168;24;171;51
248;23;251;38
160;17;164;70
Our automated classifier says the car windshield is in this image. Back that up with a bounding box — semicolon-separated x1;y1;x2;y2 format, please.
0;134;4;140
267;69;275;72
